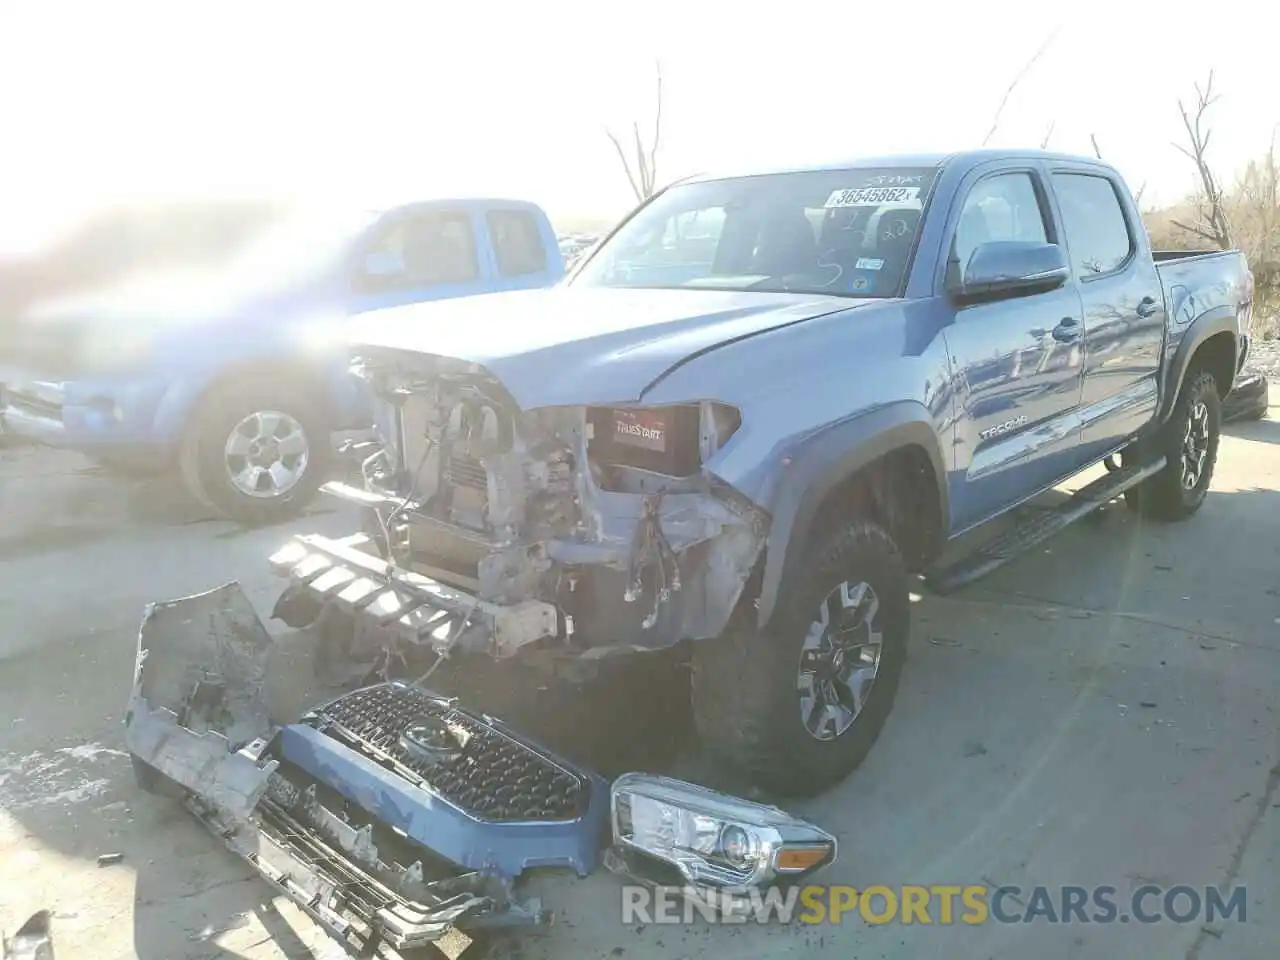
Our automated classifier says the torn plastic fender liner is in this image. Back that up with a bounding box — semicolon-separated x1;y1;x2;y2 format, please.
124;582;278;819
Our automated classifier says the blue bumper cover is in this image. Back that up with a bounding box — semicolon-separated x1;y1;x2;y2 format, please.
277;691;611;883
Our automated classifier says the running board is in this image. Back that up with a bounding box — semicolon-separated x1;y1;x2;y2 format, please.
923;457;1166;595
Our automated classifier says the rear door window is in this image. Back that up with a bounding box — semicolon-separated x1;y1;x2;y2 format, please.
1051;173;1133;276
487;209;548;277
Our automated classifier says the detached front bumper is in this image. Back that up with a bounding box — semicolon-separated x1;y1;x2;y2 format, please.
123;580;842;957
123;583;599;957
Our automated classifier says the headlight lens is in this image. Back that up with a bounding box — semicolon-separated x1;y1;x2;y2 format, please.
610;773;836;889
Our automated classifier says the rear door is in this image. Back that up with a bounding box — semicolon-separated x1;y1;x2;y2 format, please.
348;206;493;314
941;164;1087;531
1048;168;1165;463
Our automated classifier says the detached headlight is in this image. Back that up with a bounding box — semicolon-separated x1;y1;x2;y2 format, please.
610;773;836;890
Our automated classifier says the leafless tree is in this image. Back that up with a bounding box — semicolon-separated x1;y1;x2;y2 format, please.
981;30;1059;147
607;62;664;203
1232;126;1279;287
1170;70;1233;249
1088;133;1146;206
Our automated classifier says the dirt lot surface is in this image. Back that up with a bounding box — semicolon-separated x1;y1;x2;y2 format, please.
2;390;1278;959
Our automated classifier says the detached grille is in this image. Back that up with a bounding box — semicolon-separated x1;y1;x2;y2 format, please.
312;683;587;822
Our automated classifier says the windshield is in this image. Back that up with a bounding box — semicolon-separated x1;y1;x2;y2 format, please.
571;166;939;298
220;206;382;291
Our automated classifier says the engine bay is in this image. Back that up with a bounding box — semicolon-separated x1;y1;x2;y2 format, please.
318;352;767;665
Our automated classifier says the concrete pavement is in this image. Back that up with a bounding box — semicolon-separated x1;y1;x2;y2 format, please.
1;391;1277;959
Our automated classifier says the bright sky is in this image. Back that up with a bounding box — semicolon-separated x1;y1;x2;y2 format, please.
1;0;1276;250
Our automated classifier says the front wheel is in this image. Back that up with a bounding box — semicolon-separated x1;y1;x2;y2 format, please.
179;377;331;524
1124;369;1221;521
690;520;909;798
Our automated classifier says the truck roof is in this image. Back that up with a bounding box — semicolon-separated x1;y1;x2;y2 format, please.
687;148;1118;185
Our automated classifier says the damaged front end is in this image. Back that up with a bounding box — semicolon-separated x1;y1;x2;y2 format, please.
272;350;769;672
124;583;606;957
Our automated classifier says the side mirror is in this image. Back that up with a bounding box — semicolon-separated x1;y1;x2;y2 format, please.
954;241;1069;303
362;250;405;279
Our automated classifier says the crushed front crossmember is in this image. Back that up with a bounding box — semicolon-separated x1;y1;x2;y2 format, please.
124;582;605;957
268;532;559;659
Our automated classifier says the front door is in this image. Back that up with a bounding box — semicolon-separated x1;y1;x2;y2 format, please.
942;167;1086;532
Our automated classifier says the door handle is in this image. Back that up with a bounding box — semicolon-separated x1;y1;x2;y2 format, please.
1136;296;1161;318
1051;317;1080;343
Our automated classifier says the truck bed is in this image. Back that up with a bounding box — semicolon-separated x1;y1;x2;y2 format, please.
1151;249;1227;263
1155;246;1253;383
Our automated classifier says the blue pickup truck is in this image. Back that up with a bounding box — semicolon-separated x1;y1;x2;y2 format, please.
126;150;1254;952
0;197;564;521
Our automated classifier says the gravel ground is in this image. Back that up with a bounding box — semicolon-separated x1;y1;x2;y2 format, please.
1248;336;1280;380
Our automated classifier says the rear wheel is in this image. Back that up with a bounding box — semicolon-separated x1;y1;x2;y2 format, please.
1124;370;1221;521
179;377;331;524
691;520;909;798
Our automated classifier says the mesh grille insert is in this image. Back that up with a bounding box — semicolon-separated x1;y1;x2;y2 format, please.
312;683;587;822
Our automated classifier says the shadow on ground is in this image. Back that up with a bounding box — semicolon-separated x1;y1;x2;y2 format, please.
1224;413;1280;446
0;445;352;564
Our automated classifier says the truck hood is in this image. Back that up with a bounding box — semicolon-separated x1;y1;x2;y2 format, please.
349;287;869;407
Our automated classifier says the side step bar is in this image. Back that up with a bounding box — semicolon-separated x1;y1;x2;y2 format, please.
924;456;1166;595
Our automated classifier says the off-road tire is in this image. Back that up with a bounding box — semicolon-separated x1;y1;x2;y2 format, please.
1123;370;1221;521
690;520;910;798
178;376;331;525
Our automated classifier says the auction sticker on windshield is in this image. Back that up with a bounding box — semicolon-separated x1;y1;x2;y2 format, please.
825;187;921;208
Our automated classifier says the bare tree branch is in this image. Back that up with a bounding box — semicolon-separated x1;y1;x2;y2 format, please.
1172;69;1232;249
648;64;663;196
981;29;1059;147
606;128;642;203
1170;218;1221;244
632;122;650;197
606;60;665;202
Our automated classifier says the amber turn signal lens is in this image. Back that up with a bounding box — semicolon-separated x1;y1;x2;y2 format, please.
775;843;833;872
